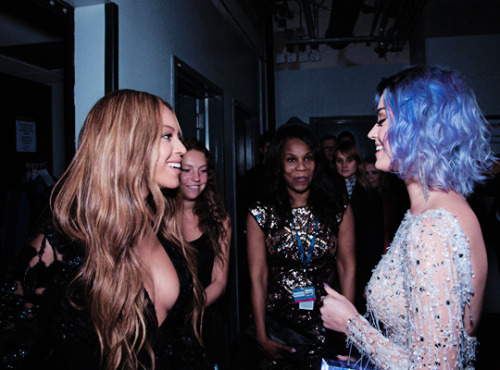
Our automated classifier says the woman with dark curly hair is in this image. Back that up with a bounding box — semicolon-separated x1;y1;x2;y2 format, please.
247;120;355;369
179;137;231;367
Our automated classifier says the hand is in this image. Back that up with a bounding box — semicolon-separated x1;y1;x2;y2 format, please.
257;336;296;360
320;283;358;334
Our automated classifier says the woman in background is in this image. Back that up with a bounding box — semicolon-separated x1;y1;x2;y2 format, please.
0;90;212;369
364;155;383;194
364;155;409;253
321;66;494;369
336;143;384;313
247;121;355;369
179;137;231;367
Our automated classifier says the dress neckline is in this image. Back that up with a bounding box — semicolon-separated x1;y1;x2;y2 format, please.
406;207;453;217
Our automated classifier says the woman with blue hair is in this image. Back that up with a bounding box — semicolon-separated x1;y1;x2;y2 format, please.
320;65;494;369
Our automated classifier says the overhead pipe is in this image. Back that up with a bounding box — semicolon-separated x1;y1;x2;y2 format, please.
325;0;363;49
368;0;383;38
299;0;317;40
286;35;378;45
281;0;427;56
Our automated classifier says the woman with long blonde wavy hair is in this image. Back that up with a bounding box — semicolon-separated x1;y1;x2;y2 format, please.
0;90;213;369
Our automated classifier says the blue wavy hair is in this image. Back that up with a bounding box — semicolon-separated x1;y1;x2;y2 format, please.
376;65;494;196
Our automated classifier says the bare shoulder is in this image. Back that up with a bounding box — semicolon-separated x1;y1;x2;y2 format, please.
447;198;484;248
433;192;486;269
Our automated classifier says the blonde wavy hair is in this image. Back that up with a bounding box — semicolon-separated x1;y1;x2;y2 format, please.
51;89;204;369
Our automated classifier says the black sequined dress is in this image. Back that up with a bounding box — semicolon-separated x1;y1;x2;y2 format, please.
248;203;346;368
0;221;212;370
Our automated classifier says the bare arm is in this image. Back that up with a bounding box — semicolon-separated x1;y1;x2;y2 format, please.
204;218;231;307
247;214;269;345
336;204;356;303
246;213;295;358
322;211;477;369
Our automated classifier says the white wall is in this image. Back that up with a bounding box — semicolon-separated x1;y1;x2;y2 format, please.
426;34;500;116
74;0;261;139
75;4;106;140
274;63;407;126
275;34;500;124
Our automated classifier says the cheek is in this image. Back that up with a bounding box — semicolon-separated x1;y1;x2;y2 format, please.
283;162;293;174
180;173;189;184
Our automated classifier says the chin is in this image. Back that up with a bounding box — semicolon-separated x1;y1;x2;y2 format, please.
161;181;180;190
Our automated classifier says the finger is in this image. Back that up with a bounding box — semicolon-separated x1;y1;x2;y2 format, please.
323;283;341;298
337;355;350;362
275;341;296;354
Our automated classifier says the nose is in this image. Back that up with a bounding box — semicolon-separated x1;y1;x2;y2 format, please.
192;171;200;182
368;123;378;140
296;159;306;171
176;138;187;155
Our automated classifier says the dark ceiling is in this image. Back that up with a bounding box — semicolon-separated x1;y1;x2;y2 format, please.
0;0;499;83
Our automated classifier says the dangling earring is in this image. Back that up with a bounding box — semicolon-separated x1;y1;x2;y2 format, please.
419;167;429;202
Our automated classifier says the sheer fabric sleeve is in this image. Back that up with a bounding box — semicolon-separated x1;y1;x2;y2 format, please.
346;212;475;369
0;234;66;369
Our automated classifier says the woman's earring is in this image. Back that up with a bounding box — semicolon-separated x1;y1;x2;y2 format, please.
419;167;429;202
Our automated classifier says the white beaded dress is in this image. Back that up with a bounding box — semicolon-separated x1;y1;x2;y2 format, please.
347;209;477;369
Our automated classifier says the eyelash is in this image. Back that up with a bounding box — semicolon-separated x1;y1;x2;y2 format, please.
376;118;387;126
181;168;208;173
286;157;313;162
162;133;172;140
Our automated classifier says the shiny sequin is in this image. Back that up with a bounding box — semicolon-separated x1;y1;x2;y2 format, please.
249;203;345;367
346;209;476;369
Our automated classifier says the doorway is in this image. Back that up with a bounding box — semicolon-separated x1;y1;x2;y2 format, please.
232;99;260;337
173;57;224;182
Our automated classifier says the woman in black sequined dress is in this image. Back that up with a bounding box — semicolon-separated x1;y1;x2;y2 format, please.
0;90;212;369
247;120;356;369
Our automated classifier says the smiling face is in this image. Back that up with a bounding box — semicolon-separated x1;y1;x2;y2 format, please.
368;93;392;172
154;106;186;189
281;137;315;197
335;151;357;179
180;149;208;201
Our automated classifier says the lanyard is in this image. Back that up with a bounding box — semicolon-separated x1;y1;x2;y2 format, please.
291;215;319;269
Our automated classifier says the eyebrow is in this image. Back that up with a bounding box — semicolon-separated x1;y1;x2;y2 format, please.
162;124;177;131
376;107;386;114
283;151;313;156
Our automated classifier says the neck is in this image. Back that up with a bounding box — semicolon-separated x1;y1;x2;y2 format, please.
182;197;195;211
405;179;460;214
288;189;310;208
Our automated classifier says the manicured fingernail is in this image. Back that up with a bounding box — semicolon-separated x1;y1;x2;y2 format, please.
291;348;296;353
323;283;331;289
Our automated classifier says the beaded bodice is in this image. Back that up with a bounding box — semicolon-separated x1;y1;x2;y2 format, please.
347;209;476;369
249;203;343;362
